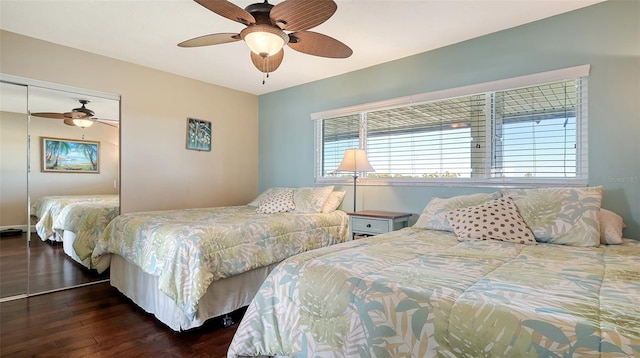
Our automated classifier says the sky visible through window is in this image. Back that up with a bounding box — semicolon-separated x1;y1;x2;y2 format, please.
324;117;576;178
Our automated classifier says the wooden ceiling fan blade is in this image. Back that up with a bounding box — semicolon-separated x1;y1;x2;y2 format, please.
250;49;284;73
288;31;352;58
31;112;66;119
194;0;255;26
270;0;336;31
97;119;120;128
178;33;241;47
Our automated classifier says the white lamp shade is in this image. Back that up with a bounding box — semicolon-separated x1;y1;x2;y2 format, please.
72;118;95;128
241;24;289;57
337;149;374;173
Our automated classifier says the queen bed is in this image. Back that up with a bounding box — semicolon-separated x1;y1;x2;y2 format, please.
30;194;119;269
90;186;349;331
228;187;640;357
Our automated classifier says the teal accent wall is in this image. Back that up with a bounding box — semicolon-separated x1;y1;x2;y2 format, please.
258;1;640;239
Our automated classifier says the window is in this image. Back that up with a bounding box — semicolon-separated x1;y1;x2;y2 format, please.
314;66;588;186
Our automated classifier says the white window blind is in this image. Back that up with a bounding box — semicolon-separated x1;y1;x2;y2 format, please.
491;79;586;180
322;114;360;177
314;67;589;186
365;95;486;179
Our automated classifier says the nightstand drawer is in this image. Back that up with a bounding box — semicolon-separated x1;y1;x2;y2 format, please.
351;217;389;234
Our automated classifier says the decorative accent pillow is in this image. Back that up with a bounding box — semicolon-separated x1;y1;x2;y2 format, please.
293;186;334;213
599;208;625;245
255;189;295;214
321;191;346;213
502;186;603;247
446;197;536;245
248;187;291;207
413;192;501;231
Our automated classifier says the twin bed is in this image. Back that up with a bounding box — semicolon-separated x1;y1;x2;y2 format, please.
228;187;640;357
90;186;349;330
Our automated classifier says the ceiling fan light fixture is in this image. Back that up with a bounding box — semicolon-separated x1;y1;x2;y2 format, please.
72;118;96;128
241;24;288;57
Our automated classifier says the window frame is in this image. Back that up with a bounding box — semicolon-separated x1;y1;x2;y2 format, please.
313;65;590;188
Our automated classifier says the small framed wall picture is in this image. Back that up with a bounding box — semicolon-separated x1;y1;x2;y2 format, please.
186;117;212;151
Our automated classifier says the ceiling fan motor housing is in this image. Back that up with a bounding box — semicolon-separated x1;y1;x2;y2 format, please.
70;99;95;118
244;1;273;24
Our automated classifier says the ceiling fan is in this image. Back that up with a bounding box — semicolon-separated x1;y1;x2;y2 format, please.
31;100;118;128
178;0;352;82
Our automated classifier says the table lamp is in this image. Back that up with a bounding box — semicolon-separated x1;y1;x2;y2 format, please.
337;149;374;212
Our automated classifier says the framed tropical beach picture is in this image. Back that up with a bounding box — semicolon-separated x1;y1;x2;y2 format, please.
41;137;100;173
186;117;212;151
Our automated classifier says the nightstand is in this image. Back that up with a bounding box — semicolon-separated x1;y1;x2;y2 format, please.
347;210;412;240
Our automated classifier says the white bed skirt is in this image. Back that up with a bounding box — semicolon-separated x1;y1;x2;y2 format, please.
61;231;92;269
110;254;276;331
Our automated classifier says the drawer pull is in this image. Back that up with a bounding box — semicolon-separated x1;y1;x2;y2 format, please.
366;224;371;228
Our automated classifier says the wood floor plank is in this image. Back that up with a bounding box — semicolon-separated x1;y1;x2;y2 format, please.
1;282;239;357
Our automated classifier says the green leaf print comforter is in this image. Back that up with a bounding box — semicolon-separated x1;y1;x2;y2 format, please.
91;205;348;320
228;228;640;357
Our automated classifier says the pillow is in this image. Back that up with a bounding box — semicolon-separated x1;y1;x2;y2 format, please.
502;186;603;247
255;189;295;214
446;197;536;245
413;192;501;231
293;186;334;213
599;208;625;245
248;187;291;207
321;191;346;213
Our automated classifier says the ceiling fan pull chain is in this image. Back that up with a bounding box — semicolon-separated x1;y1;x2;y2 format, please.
262;55;270;85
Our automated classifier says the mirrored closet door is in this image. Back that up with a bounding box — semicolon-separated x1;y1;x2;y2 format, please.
0;81;29;299
0;76;120;300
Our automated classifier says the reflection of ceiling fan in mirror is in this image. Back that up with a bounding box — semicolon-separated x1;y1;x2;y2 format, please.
31;100;118;128
178;0;352;83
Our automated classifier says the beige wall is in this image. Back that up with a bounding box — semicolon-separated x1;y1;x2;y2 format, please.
0;30;259;215
0;111;28;226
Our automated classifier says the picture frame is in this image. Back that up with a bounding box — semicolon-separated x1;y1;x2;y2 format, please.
186;117;212;151
41;137;100;173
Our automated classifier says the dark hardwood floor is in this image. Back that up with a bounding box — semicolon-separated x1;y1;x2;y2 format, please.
0;233;28;298
0;282;242;357
1;233;241;356
1;232;109;298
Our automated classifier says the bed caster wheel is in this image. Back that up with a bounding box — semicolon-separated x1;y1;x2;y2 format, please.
222;315;234;327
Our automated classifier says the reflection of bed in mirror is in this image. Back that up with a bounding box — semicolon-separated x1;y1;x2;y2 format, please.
31;194;119;269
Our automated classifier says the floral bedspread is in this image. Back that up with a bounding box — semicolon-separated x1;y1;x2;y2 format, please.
31;195;119;242
229;228;640;357
60;202;121;262
91;205;349;320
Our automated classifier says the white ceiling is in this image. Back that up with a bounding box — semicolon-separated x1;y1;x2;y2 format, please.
0;0;603;96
